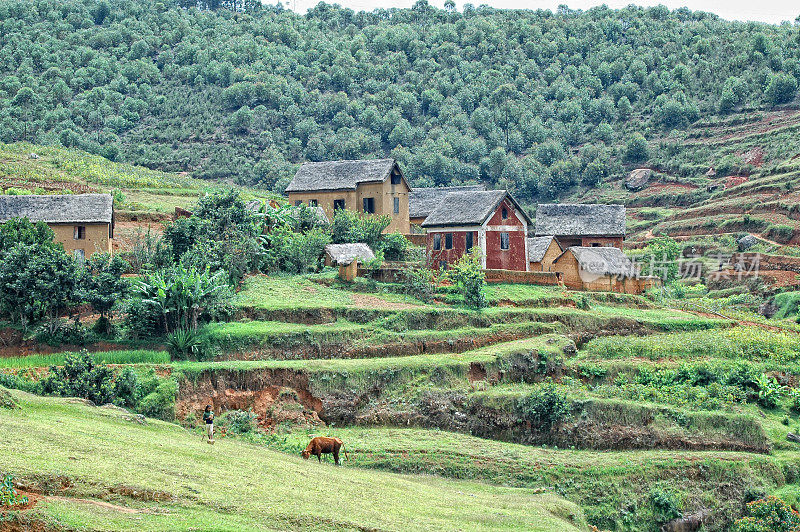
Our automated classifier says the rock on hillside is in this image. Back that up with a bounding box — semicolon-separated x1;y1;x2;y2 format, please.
626;168;653;190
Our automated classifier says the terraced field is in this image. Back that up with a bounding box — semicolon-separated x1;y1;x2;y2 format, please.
3;274;800;530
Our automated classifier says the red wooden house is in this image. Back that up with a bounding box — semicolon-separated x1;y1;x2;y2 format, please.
421;189;532;271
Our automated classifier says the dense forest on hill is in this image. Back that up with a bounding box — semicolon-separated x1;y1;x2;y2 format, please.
1;0;799;200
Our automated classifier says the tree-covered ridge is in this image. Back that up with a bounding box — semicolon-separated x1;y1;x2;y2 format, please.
1;0;799;200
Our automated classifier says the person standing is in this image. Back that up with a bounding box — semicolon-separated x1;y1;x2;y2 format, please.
203;405;215;444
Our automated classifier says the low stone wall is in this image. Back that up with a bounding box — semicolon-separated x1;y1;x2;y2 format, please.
483;269;561;285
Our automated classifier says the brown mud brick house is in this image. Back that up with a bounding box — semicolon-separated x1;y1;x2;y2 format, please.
535;203;626;249
285;159;410;234
408;185;487;228
527;235;562;271
324;242;376;281
0;193;113;260
551;246;658;294
422;189;532;271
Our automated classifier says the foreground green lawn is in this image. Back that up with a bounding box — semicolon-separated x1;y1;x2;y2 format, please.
0;389;587;531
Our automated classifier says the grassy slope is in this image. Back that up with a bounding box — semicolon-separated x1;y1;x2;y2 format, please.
262;426;792;529
0;388;587;532
0;141;272;215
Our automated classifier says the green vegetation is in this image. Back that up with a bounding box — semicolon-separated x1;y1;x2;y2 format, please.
0;350;168;369
2;0;800;205
0;389;587;531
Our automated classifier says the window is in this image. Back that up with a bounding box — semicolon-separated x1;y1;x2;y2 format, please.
465;232;473;251
501;207;508;220
393;197;400;214
363;197;375;214
500;232;510;250
433;234;441;250
333;199;345;211
309;199;318;207
295;200;302;206
591;242;600;247
391;172;401;185
445;233;453;249
74;226;86;240
439;260;448;270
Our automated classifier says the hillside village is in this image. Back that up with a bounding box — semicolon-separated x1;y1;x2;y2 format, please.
3;0;800;531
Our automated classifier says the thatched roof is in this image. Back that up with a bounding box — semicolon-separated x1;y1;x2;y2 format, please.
0;194;113;224
324;243;375;266
527;236;558;263
421;190;532;227
534;204;626;237
558;246;637;277
409;185;486;219
286;159;404;193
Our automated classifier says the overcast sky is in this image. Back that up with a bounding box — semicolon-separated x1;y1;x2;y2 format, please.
285;0;800;25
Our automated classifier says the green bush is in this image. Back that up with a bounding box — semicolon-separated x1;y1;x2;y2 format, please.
379;232;410;261
514;382;570;431
449;248;486;309
401;266;436;302
1;474;28;508
649;487;682;524
217;409;258;434
40;350;116;405
137;379;177;421
331;210;390;250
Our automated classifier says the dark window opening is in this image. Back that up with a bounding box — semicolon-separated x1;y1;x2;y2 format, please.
466;232;473;251
500;232;509;250
334;199;345;211
433;234;441;250
439;260;448;270
309;199;318;207
501;207;508;220
393;197;400;214
591;242;600;247
363;197;375;214
391;172;401;185
445;233;453;249
295;200;302;206
74;226;86;240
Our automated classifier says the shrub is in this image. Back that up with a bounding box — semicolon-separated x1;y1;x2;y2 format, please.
755;374;783;409
40;350;116;405
449;248;486;309
401;266;436;302
217;409;258;434
137;379;177;421
733;496;800;532
649;487;682;524
379;232;410;261
34;318;91;346
331;209;390;250
514;382;570;431
624;133;649;162
1;474;28;508
166;329;201;360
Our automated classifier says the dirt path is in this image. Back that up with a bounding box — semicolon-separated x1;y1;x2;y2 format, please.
46;495;147;514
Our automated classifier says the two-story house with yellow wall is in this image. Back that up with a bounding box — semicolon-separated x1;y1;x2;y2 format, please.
285;159;411;234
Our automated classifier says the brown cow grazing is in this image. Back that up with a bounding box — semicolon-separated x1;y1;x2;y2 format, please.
301;437;349;465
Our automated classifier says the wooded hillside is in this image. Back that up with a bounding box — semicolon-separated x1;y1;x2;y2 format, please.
1;0;799;200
